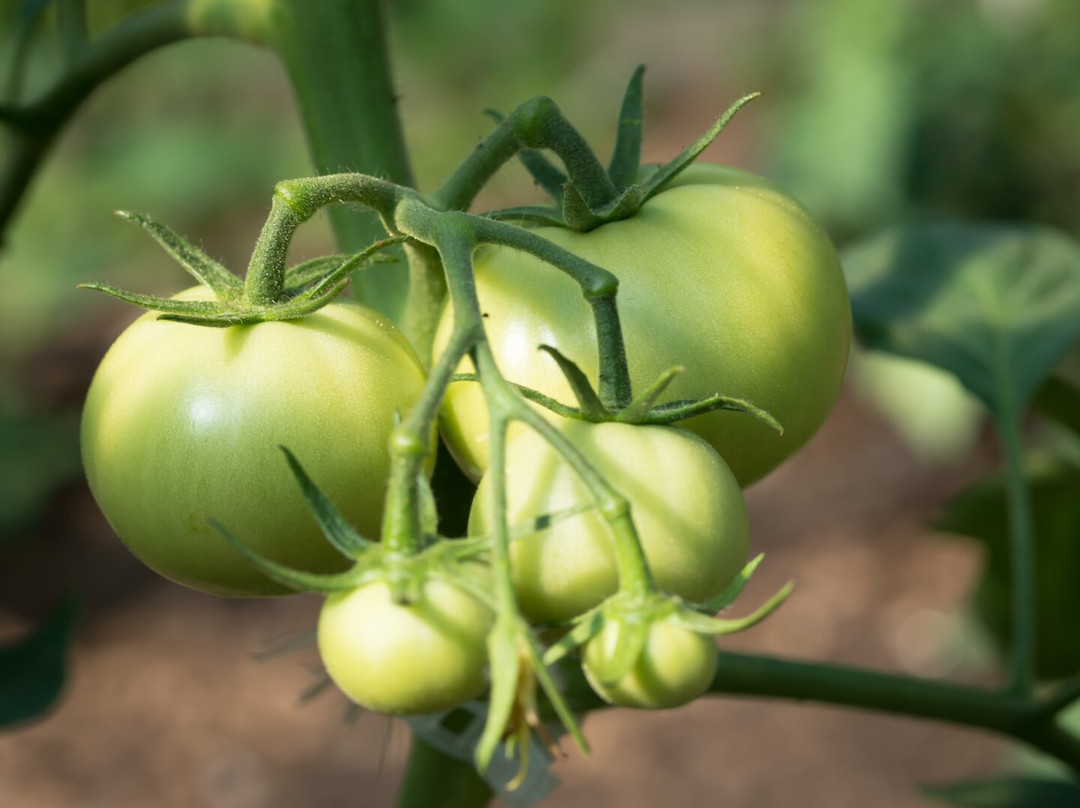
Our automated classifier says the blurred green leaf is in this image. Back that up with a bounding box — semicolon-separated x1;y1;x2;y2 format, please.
937;458;1080;680
843;222;1080;417
925;776;1080;807
0;595;77;728
0;385;81;536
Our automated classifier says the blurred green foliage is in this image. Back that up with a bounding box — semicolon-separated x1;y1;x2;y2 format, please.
767;0;1080;241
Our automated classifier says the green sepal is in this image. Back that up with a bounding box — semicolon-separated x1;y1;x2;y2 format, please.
607;65;646;188
639;92;760;204
484;206;568;228
116;210;243;298
483;108;567;203
522;634;588;755
476;620;522;773
283;254;351;295
542;610;604;665
77;283;230;315
209;518;366;593
561;182;646;232
693;553;765;613
538;345;609;420
592;616;649;686
451;373;580;420
279;446;374;559
645;393;783;434
674;581;794;636
614;365;684;424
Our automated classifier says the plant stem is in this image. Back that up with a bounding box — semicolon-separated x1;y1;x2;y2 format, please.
431;95;616;213
265;0;415;322
396;737;493;808
0;0;196;241
998;408;1036;697
472;217;631;409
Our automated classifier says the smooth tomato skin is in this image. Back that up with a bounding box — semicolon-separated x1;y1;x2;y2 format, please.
81;288;426;596
437;163;852;487
317;579;493;714
468;420;750;624
582;618;718;709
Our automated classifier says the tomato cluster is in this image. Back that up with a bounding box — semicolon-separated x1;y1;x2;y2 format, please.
82;158;848;722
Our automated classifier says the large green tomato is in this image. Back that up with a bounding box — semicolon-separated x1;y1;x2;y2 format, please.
318;579;493;714
468;420;750;624
81;288;426;597
437;163;852;487
582;616;718;709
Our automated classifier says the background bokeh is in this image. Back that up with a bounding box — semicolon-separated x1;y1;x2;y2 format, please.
2;0;1080;805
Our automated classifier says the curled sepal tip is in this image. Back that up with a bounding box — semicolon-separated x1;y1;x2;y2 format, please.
675;580;794;636
645;393;784;435
208;518;365;594
693;553;766;613
639;92;761;203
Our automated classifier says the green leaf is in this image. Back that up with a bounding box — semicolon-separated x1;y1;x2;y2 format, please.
0;596;77;728
607;65;645;188
843;222;1080;416
614;365;683;423
937;458;1080;679
0;391;80;534
924;776;1080;807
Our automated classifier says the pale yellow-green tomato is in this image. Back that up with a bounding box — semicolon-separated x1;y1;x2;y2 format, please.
469;420;750;624
436;163;852;488
583;617;718;709
318;579;494;715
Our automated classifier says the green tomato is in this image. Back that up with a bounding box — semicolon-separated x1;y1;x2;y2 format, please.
437;163;852;487
81;287;426;597
582;616;718;709
317;578;493;714
468;420;750;624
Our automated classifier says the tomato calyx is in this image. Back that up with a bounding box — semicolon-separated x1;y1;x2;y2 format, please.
482;66;761;233
453;344;783;433
542;554;793;673
79;208;405;326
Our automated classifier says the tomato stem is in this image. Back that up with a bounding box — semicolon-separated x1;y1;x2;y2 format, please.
430;95;617;213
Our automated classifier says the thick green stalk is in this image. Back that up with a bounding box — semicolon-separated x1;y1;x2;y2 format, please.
263;0;415;321
396;737;493;808
997;408;1036;697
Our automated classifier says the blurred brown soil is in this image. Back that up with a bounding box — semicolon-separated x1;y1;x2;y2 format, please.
0;379;1010;808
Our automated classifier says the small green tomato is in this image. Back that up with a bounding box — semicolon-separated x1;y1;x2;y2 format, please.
317;578;493;715
582;617;718;709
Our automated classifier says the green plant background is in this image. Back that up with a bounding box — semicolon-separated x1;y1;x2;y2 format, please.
2;0;1080;806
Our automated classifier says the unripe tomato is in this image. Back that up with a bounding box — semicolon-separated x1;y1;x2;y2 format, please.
437;163;852;487
582;616;718;709
317;579;493;714
468;420;750;624
81;288;426;596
